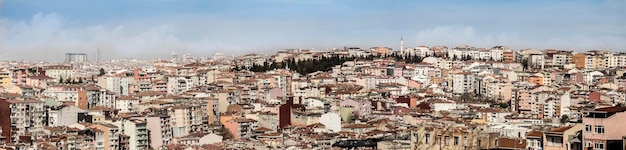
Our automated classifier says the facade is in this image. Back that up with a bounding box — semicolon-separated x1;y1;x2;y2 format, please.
98;76;131;96
543;125;583;150
114;119;150;150
0;68;10;88
451;72;475;94
43;65;75;81
583;107;626;150
48;105;87;127
0;98;46;143
65;53;88;63
138;115;172;150
410;125;500;150
89;123;121;150
116;96;140;113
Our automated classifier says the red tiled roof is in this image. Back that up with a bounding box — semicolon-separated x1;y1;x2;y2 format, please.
526;131;543;138
549;126;574;133
594;106;626;113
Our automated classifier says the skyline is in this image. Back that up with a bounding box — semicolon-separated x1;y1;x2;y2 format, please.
1;0;625;61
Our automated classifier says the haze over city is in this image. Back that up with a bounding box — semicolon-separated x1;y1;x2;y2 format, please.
1;0;625;61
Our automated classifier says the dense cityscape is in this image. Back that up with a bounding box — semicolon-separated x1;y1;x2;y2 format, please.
1;43;626;149
2;0;626;150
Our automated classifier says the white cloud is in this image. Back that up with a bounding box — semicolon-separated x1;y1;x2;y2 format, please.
413;25;626;51
0;12;240;61
414;25;522;48
1;11;625;61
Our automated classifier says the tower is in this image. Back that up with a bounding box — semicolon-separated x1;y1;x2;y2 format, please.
400;36;404;55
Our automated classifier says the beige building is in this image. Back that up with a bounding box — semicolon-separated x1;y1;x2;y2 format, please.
543;124;583;150
89;123;121;150
43;65;75;81
0;68;10;89
410;125;500;150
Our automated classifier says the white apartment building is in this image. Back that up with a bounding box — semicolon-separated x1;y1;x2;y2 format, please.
43;65;75;81
114;119;149;150
98;76;131;96
48;105;87;127
451;72;475;94
606;53;626;68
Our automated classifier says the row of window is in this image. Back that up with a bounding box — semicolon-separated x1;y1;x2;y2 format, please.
584;125;604;134
421;134;463;146
585;141;604;150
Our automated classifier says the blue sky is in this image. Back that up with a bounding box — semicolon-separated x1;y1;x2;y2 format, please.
1;0;625;61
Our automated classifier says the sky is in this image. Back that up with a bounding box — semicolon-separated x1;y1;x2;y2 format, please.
1;0;625;61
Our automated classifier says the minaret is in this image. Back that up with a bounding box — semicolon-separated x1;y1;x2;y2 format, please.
400;36;404;55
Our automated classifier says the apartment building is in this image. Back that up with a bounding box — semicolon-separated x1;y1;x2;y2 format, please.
410;125;500;150
48;105;88;127
223;117;258;140
0;98;46;143
0;68;10;88
114;119;149;150
116;96;140;113
43;65;75;81
583;106;626;150
543;125;583;150
135;115;172;150
451;72;475;94
89;123;121;150
98;76;131;96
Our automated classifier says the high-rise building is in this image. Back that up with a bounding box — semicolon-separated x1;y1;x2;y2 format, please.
65;53;88;63
400;36;404;55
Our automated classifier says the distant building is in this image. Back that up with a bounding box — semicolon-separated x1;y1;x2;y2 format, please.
0;68;10;88
65;53;88;63
43;65;75;81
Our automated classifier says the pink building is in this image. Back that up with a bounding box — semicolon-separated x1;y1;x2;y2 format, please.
515;89;533;113
583;106;626;150
25;74;54;88
407;79;423;90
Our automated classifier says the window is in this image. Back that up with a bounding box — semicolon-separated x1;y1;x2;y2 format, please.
594;125;604;134
454;136;459;145
585;125;592;132
425;134;430;144
547;136;563;146
444;136;450;145
594;142;604;150
463;136;468;145
437;135;442;144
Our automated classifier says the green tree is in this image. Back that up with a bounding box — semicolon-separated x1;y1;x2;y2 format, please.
99;68;106;76
498;102;510;109
560;114;569;123
216;124;234;140
65;76;72;84
59;76;63;84
78;77;84;83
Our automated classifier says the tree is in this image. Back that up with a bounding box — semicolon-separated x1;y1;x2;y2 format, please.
460;93;473;102
216;124;234;140
560;114;570;123
65;76;72;84
99;68;106;76
59;76;63;84
78;78;84;83
498;102;510;109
